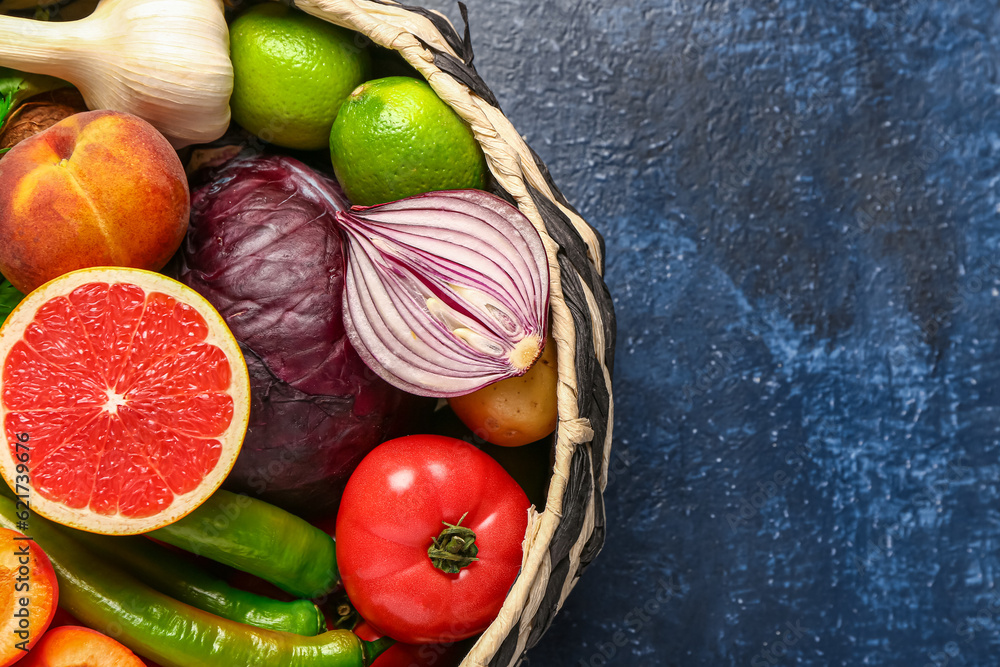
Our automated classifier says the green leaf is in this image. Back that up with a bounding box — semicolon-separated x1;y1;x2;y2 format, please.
0;277;24;327
0;91;12;128
0;70;20;127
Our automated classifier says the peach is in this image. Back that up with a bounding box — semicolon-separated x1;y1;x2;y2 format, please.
0;110;189;294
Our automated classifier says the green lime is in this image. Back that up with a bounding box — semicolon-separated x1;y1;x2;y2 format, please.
329;76;488;205
229;4;371;151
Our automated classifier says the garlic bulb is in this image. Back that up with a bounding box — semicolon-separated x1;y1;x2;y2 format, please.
0;0;233;148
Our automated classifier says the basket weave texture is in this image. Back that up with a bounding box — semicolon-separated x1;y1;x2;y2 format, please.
290;1;618;664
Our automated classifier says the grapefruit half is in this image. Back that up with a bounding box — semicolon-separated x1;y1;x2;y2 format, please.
0;268;250;535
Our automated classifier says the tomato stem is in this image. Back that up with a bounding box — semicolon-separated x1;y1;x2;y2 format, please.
428;512;480;574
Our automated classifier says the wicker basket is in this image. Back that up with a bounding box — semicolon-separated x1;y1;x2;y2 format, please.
283;1;617;664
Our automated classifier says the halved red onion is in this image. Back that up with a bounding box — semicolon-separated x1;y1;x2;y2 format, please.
334;190;550;398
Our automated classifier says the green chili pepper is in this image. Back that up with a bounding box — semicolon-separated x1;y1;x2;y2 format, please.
69;530;326;636
0;498;389;667
149;489;339;599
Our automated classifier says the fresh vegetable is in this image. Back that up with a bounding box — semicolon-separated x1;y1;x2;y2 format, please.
330;76;487;205
448;334;559;447
0;268;251;535
0;527;58;663
229;4;371;150
0;110;190;294
18;626;144;667
337;435;530;644
0;276;22;327
176;154;426;517
0;499;388;667
0;0;233;147
149;489;338;600
335;190;550;397
68;529;325;636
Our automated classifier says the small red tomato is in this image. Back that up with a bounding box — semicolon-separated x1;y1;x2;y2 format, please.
337;435;530;644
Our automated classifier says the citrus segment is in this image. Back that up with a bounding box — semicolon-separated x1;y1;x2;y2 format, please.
0;268;250;535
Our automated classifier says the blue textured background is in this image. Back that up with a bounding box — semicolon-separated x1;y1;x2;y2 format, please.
420;1;1000;665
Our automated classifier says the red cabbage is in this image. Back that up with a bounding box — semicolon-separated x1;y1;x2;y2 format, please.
175;154;426;518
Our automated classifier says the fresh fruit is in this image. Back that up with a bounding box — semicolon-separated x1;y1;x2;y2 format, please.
0;267;251;535
229;4;371;150
18;626;144;667
149;489;338;599
448;336;559;447
0;110;189;294
0;501;385;667
329;76;488;205
176;154;427;518
0;527;58;664
337;435;530;644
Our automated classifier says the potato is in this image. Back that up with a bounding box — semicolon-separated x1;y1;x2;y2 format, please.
448;336;558;447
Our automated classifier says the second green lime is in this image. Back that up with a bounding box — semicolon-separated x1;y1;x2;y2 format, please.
229;4;371;151
330;76;488;205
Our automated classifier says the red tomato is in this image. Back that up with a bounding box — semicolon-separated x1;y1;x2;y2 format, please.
337;435;530;644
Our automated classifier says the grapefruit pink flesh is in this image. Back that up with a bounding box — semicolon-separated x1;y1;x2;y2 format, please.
0;269;249;534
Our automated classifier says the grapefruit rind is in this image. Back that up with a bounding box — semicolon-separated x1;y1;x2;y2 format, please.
0;267;251;535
